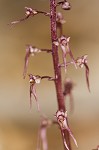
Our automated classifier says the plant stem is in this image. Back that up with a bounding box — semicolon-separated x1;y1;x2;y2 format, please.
50;0;65;111
50;0;72;149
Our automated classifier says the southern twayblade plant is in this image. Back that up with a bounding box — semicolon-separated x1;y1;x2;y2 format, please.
9;0;90;150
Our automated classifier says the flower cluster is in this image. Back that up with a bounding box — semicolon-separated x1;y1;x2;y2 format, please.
56;110;78;150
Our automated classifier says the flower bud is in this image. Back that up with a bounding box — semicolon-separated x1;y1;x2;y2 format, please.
62;1;71;10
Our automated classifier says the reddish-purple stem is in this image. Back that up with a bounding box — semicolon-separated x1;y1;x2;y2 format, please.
50;0;71;149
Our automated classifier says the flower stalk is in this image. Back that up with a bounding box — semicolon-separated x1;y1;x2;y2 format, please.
50;0;71;149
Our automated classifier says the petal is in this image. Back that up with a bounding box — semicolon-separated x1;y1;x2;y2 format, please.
69;93;74;113
10;15;29;25
35;78;41;84
40;127;48;150
53;41;59;46
30;84;40;111
30;84;33;109
84;63;90;92
36;127;41;150
23;47;30;78
57;23;63;36
66;43;77;69
67;127;78;147
61;45;67;72
32;85;40;111
62;131;69;150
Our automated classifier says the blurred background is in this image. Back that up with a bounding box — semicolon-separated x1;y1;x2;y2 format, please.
0;0;99;149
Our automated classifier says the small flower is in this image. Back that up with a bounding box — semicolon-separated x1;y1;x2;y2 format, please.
29;45;41;56
76;55;90;92
23;45;41;78
56;110;68;129
61;1;71;10
54;36;69;72
29;74;41;111
57;0;71;10
28;74;55;110
76;55;88;68
56;110;78;150
9;7;49;25
10;7;38;25
53;36;77;72
37;117;52;150
25;7;38;17
63;78;74;112
58;35;70;46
